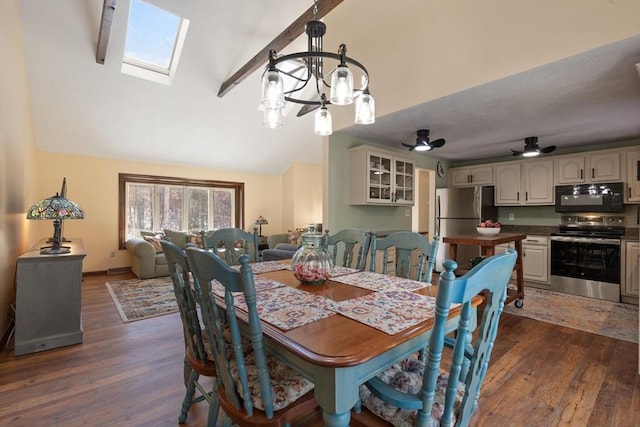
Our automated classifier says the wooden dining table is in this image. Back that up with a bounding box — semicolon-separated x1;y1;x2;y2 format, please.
235;265;480;427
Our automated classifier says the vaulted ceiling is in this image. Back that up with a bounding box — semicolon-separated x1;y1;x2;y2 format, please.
16;1;640;175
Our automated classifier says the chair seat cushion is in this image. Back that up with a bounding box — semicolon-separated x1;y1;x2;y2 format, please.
230;352;314;412
359;357;465;427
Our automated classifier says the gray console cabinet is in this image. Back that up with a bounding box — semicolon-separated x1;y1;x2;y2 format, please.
15;239;86;356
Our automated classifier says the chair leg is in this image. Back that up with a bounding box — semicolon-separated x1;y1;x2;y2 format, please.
207;389;221;427
179;369;199;423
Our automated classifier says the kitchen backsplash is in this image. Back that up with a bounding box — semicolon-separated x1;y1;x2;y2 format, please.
497;204;639;227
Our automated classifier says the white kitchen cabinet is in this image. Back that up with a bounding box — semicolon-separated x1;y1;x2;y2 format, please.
496;236;549;284
349;145;414;205
623;241;639;297
495;160;554;205
625;150;640;203
449;166;493;187
556;152;621;184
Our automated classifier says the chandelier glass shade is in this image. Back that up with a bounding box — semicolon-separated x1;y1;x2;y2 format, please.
260;2;374;134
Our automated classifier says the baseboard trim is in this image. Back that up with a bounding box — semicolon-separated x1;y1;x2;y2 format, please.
83;267;132;277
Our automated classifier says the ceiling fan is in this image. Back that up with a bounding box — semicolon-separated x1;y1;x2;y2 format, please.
402;129;446;152
511;136;556;157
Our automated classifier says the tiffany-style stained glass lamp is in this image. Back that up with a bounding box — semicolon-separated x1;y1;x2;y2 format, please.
26;193;85;254
254;215;268;236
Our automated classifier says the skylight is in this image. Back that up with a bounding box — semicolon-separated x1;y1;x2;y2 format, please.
122;0;189;85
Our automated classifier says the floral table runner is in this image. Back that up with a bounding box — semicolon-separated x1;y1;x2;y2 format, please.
329;290;441;335
231;260;289;274
330;271;429;292
211;276;285;297
330;266;359;277
231;286;336;331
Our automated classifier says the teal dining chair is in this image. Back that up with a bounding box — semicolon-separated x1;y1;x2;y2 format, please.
160;239;219;426
200;227;259;265
185;248;319;427
323;228;371;270
369;231;440;285
358;248;518;426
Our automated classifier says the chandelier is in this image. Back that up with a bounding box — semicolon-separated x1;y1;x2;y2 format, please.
261;0;375;135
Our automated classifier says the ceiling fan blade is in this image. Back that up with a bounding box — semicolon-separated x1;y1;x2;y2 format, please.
540;145;557;154
512;150;523;156
296;104;320;117
430;138;445;148
401;142;415;148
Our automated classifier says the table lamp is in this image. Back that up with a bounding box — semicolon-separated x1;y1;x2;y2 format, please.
26;193;85;254
254;215;268;236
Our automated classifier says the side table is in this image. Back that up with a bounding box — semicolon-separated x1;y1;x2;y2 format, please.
14;238;86;356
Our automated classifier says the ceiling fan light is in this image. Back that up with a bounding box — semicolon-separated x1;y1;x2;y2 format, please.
355;91;375;124
261;69;285;108
263;106;283;129
522;150;540;157
314;106;332;136
329;65;354;105
414;143;431;152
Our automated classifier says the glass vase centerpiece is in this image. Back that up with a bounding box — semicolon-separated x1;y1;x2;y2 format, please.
291;225;333;286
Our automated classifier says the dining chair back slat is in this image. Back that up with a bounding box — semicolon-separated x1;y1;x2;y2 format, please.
185;248;317;426
160;239;218;425
200;227;259;265
360;248;518;426
369;231;440;284
323;228;370;270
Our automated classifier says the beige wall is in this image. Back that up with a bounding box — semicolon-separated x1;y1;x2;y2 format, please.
32;151;284;273
282;161;323;232
0;0;37;338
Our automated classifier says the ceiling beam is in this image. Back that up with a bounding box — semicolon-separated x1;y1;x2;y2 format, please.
217;0;344;98
96;0;117;64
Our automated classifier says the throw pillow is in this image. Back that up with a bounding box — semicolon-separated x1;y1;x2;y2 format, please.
142;234;163;253
287;230;302;245
163;229;188;248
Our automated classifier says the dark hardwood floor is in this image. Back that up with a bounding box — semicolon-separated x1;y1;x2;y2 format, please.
0;273;638;426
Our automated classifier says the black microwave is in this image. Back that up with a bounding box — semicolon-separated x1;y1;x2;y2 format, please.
555;182;624;213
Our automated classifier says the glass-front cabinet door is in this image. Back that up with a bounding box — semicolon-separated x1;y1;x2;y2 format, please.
367;154;392;203
394;159;414;204
348;145;415;205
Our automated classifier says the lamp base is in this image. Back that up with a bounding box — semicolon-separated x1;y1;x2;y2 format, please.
39;245;71;255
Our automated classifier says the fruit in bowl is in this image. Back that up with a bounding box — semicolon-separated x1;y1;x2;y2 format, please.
477;219;501;235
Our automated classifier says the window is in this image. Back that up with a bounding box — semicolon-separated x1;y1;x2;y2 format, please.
122;0;190;85
119;173;244;247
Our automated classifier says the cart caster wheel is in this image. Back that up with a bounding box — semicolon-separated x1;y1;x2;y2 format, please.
514;299;524;308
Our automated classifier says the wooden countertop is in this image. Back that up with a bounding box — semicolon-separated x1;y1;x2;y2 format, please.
442;233;527;246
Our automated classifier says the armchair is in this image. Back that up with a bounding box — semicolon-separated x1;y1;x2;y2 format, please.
125;237;169;279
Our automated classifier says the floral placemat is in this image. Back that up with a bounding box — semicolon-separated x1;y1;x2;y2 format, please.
330;271;429;292
329;290;440;335
211;276;285;297
232;286;336;331
231;261;290;274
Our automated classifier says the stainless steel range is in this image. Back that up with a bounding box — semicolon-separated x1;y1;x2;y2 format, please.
550;215;624;302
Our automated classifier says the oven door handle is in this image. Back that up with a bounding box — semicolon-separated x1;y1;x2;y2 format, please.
550;236;621;245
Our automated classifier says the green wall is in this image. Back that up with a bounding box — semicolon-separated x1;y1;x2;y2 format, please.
327;135;640;232
326;132;443;233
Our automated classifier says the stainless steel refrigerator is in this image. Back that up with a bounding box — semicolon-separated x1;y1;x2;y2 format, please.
435;186;497;271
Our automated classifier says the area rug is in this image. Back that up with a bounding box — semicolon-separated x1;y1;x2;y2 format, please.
105;278;177;323
503;287;638;343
